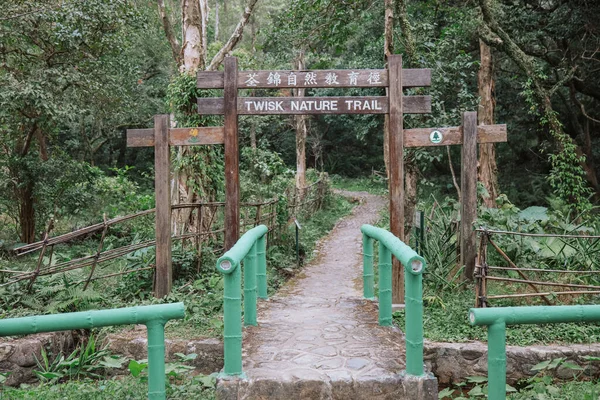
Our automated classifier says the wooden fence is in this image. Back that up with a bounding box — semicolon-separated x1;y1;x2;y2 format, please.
475;228;600;307
2;177;329;290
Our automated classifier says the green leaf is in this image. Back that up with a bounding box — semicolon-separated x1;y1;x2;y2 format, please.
174;352;198;362
519;206;549;222
99;356;127;369
506;384;517;392
438;387;454;398
532;360;551;371
561;362;584;370
467;385;485;396
466;376;488;383
128;360;148;377
547;357;565;369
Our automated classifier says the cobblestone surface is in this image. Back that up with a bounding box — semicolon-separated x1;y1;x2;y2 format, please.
217;191;437;399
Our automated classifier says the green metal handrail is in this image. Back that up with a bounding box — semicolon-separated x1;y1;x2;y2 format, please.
216;224;269;376
469;305;600;400
0;303;185;400
360;224;426;377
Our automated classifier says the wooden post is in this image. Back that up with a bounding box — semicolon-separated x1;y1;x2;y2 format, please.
224;57;240;250
154;114;172;298
461;111;478;280
388;54;405;304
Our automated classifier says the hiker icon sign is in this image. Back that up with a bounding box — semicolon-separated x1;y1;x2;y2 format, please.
429;130;443;144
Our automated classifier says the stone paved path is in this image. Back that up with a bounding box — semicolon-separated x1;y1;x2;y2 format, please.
218;191;437;399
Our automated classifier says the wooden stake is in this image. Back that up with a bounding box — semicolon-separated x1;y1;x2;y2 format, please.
154;114;172;298
388;54;405;304
461;112;477;281
224;57;240;250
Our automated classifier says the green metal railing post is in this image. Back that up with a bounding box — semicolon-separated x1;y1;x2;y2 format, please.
146;320;167;400
256;234;267;299
362;234;375;300
487;321;507;400
216;224;269;376
404;259;424;376
378;244;393;326
360;224;426;377
223;265;242;375
469;304;600;400
0;303;184;400
244;243;258;326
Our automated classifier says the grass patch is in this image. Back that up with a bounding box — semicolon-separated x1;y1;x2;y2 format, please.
329;175;388;195
0;374;215;400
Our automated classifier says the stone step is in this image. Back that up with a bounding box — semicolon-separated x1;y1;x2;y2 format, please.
217;373;438;400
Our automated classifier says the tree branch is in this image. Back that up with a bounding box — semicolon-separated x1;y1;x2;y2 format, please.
207;0;258;71
157;0;181;65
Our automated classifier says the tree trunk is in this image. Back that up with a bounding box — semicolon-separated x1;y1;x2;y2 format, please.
182;0;205;72
478;0;592;210
382;0;394;180
404;159;419;245
477;39;499;207
214;0;219;41
294;52;308;202
18;182;36;243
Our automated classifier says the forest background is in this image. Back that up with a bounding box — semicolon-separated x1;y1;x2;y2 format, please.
2;0;599;248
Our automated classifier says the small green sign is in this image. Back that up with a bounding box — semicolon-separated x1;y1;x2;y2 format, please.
429;130;442;144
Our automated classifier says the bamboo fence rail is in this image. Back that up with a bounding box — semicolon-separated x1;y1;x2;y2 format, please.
3;177;329;291
475;228;600;307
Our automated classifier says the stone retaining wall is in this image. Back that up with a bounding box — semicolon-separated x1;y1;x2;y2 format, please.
424;341;600;385
3;330;600;387
0;331;75;386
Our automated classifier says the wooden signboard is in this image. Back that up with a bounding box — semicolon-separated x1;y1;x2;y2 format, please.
126;55;505;300
197;96;431;115
404;116;507;280
195;55;429;304
197;68;431;89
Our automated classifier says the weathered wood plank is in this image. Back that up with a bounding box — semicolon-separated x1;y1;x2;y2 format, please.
197;95;431;115
197;68;431;89
126;127;225;147
388;54;405;305
403;124;507;147
154;114;172;298
461;112;478;281
224;57;240;251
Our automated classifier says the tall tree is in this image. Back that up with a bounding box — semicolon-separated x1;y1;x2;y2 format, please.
0;0;147;242
156;0;258;235
477;39;499;206
478;0;593;212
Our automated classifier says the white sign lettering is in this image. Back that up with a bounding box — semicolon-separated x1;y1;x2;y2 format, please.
245;73;259;86
244;100;284;112
290;100;339;111
325;72;340;85
267;72;281;86
304;72;317;85
367;72;382;85
288;72;297;86
348;71;359;85
344;99;383;111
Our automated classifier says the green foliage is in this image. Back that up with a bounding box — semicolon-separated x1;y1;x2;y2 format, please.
393;289;600;346
0;374;216;400
34;335;110;382
439;357;600;399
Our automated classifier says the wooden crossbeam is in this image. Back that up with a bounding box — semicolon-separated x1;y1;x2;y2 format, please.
404;124;507;147
197;68;431;89
197;95;431;115
126;127;224;147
